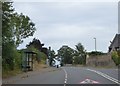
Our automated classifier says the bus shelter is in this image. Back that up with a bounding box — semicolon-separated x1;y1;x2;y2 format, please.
21;51;37;72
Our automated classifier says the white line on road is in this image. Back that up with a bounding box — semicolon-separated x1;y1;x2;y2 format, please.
87;69;120;84
63;68;68;86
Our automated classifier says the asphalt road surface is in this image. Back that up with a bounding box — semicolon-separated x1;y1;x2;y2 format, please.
3;66;119;85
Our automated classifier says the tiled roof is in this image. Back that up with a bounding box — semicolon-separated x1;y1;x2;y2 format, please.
109;34;120;48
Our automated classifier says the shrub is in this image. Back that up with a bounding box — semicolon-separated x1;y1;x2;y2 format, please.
88;51;105;56
112;51;120;66
26;46;47;63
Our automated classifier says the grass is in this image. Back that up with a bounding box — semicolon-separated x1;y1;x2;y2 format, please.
2;59;48;79
2;68;22;79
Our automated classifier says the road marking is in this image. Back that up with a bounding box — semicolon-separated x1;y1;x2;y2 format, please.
87;69;120;84
80;78;99;84
63;68;67;86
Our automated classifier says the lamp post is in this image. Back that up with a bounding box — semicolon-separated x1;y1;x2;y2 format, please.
93;37;97;52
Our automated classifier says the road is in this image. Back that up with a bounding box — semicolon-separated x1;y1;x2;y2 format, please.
2;66;119;85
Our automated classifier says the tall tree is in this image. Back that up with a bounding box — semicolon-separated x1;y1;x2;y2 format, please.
2;2;36;70
2;2;14;45
74;43;86;65
48;49;56;66
11;13;36;47
2;2;16;70
58;45;74;64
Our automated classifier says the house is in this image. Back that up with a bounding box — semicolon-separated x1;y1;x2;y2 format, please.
109;34;120;52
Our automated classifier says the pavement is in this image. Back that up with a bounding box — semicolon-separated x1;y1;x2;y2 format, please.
2;66;119;85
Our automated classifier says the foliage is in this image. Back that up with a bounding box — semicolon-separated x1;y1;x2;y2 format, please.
48;49;56;66
2;2;36;47
26;38;44;51
88;51;105;56
2;2;14;45
73;43;86;65
27;45;47;63
112;51;120;66
26;38;48;57
11;13;36;47
58;45;74;64
2;42;21;71
2;42;15;70
2;2;36;71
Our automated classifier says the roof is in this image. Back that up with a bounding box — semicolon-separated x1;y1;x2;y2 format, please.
24;51;37;54
109;34;120;48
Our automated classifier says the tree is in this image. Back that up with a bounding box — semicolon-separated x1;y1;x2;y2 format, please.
26;38;44;51
2;2;36;70
74;43;86;65
26;45;47;64
2;2;36;47
2;2;16;70
26;38;48;56
11;13;36;47
48;49;56;66
58;45;74;64
2;2;14;45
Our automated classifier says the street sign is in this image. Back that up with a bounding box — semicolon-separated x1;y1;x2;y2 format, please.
80;79;99;84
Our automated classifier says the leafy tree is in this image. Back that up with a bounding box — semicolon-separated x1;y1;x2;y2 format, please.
26;46;47;64
2;2;15;70
2;2;36;71
26;38;44;51
58;45;74;64
48;47;56;66
74;43;86;65
2;2;14;45
11;13;36;47
2;2;36;47
26;38;48;56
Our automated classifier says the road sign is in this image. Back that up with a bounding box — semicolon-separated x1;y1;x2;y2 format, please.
80;79;99;84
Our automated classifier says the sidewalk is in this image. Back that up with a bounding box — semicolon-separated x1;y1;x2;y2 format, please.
2;66;61;84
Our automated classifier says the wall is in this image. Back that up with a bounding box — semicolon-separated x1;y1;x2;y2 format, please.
86;54;116;67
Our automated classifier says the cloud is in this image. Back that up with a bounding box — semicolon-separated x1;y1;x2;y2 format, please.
13;0;119;2
15;2;118;52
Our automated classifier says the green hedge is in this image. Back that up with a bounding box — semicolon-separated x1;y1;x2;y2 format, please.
27;46;47;63
112;51;120;66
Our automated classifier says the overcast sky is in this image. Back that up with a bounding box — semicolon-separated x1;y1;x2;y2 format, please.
13;0;118;53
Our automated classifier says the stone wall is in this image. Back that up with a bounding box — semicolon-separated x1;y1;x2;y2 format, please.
86;54;116;67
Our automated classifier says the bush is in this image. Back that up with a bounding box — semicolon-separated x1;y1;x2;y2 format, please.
112;51;120;66
14;50;22;69
2;43;22;77
73;55;86;65
88;51;105;56
27;46;47;63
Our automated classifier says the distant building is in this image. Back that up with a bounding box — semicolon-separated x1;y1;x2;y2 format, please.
109;34;120;52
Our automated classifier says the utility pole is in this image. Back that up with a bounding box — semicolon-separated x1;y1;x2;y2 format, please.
93;37;97;52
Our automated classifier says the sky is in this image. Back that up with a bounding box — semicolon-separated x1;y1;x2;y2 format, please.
13;0;118;53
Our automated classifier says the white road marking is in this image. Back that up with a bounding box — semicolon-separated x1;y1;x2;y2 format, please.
87;69;120;84
80;78;99;84
63;68;68;86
